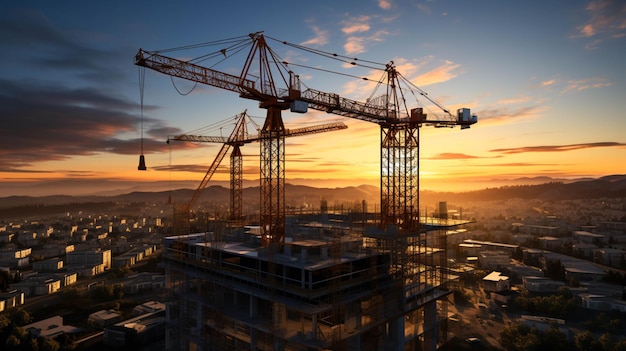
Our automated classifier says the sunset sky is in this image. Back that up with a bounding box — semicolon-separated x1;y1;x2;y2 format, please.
1;1;625;196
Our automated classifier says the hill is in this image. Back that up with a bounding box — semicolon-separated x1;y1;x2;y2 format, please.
0;175;624;218
427;174;626;204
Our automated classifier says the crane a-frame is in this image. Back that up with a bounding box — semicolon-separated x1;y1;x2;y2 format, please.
167;110;347;234
135;31;477;245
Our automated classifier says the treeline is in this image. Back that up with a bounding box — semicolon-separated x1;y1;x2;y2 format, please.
501;322;626;351
0;202;116;219
444;177;626;202
454;182;566;201
0;308;75;351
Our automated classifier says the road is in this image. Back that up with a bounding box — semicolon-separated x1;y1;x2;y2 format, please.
447;287;512;350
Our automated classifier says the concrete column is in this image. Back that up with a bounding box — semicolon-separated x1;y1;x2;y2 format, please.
345;302;361;332
249;329;256;351
273;302;286;329
347;332;361;350
423;301;438;351
311;313;318;340
387;316;405;351
196;304;202;335
250;295;257;318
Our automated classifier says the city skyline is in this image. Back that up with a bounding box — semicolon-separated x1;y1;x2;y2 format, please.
1;1;625;196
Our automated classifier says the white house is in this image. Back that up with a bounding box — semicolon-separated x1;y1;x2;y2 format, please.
483;271;510;292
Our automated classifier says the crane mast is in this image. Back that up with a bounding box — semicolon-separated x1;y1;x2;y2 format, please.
167;111;347;237
135;32;477;243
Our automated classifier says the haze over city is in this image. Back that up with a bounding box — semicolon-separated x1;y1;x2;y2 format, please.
1;1;625;197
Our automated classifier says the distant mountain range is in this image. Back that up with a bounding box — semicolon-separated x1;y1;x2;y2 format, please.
427;174;626;203
1;175;625;216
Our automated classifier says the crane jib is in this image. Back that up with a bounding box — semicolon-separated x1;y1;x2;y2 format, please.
135;49;256;95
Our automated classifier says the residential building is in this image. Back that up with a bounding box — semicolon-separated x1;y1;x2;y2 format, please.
483;271;510;292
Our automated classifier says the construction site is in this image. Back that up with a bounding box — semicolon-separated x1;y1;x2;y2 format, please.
135;32;477;351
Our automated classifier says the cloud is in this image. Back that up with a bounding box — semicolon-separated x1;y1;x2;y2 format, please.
471;105;544;127
561;78;611;94
490;142;626;154
342;16;371;34
0;79;183;171
344;36;367;55
0;8;127;85
415;3;432;15
425;153;482;160
340;16;390;56
152;164;229;174
341;16;371;55
495;163;559;167
378;0;392;10
468;162;560;167
413;60;461;86
575;0;626;47
497;96;532;105
0;8;189;173
301;26;330;46
342;23;371;35
385;57;462;88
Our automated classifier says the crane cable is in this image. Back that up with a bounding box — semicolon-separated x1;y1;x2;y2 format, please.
138;66;147;170
266;35;386;70
170;76;198;96
268;34;454;118
139;66;145;153
154;34;252;54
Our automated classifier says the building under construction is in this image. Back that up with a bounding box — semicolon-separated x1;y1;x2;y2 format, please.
162;208;467;351
135;32;476;351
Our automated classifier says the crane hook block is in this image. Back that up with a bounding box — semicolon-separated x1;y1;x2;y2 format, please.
138;154;147;171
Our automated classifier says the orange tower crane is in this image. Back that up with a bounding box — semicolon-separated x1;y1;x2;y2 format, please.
167;110;347;228
135;32;477;245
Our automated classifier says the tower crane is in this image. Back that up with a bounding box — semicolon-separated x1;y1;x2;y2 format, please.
135;32;477;245
167;110;347;234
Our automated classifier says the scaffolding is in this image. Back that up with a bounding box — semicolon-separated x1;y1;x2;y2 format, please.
163;207;466;351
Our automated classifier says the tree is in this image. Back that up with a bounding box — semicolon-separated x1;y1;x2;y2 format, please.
541;326;569;351
5;334;21;350
1;307;31;327
613;339;626;351
575;330;601;351
500;322;542;351
598;333;614;351
37;336;60;351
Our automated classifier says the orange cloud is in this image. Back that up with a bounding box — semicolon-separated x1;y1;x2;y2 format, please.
561;78;611;94
413;60;461;86
497;95;532;105
344;36;366;55
480;162;559;167
342;23;370;35
425;153;481;160
575;0;626;47
301;26;330;46
491;142;626;154
378;0;392;10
